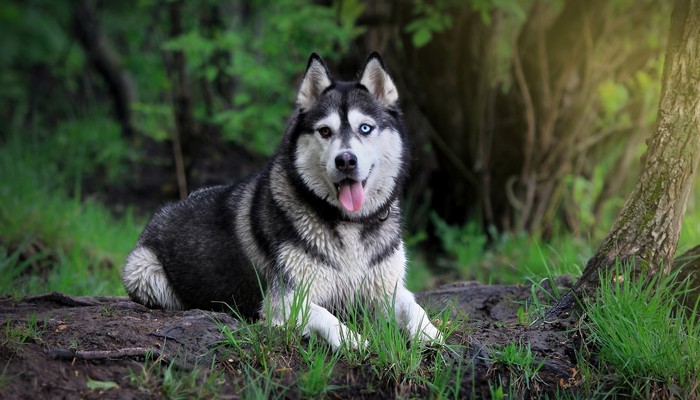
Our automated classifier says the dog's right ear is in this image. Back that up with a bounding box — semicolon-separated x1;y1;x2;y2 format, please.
297;53;333;110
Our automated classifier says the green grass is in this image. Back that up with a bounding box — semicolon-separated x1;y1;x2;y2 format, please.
128;352;225;398
297;336;341;398
583;265;700;397
0;361;13;392
0;119;142;297
213;290;467;397
490;341;545;392
427;180;700;290
430;213;590;286
423;350;467;399
1;313;42;347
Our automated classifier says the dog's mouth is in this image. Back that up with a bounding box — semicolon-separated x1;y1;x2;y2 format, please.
335;177;368;213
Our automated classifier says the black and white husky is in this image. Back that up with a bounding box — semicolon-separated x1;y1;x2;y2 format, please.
122;53;442;349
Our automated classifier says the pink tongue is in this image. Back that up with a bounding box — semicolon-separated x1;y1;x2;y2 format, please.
338;181;365;212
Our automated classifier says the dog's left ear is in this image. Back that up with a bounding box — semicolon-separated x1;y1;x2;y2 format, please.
297;53;333;110
359;52;398;106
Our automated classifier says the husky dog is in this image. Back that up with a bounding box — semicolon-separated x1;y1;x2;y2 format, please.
122;53;442;349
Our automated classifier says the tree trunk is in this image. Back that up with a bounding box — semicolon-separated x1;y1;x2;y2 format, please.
547;0;700;319
673;245;700;311
73;0;136;138
165;0;194;199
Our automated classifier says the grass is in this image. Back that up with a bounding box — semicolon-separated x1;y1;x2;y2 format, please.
297;336;341;398
0;361;13;392
2;115;700;398
0;119;142;297
213;290;467;398
490;341;545;392
423;350;467;399
429;213;590;287
583;264;700;398
240;364;288;400
1;313;42;348
128;352;225;398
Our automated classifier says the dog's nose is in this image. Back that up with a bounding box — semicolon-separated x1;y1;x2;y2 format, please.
335;151;357;172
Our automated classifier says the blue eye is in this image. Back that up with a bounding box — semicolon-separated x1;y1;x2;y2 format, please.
359;124;373;135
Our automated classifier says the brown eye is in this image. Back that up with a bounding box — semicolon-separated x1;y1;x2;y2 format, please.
318;127;331;138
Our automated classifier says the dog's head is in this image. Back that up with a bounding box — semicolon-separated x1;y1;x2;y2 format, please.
289;53;408;220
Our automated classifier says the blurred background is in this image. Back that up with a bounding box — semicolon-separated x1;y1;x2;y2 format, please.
1;0;697;296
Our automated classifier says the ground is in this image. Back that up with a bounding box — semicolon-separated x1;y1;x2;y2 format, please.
0;279;580;399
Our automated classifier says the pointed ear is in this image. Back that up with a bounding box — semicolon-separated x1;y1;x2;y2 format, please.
297;53;333;110
359;52;398;106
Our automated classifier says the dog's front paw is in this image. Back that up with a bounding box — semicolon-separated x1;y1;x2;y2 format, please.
327;324;368;352
413;320;444;345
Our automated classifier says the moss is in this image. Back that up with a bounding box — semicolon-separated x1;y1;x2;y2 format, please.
637;176;667;232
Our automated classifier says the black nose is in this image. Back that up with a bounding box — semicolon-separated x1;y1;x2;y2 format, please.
335;151;357;172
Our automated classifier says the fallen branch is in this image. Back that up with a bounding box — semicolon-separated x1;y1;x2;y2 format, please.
49;347;165;362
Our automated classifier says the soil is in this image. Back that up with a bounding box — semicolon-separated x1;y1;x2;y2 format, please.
0;278;583;399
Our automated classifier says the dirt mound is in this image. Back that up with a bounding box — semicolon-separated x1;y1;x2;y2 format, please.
0;280;579;399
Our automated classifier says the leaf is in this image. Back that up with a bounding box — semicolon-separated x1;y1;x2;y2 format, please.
86;379;119;391
412;29;432;48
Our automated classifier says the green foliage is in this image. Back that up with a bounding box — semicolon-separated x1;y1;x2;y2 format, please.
240;364;288;400
424;353;467;399
129;353;224;399
337;296;457;384
584;265;700;397
297;336;341;398
0;122;141;297
1;313;42;347
406;0;527;49
161;0;362;155
405;0;458;48
598;79;631;123
430;213;588;284
217;292;460;394
564;165;626;240
491;341;545;391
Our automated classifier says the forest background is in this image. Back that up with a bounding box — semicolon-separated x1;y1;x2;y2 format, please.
1;0;698;297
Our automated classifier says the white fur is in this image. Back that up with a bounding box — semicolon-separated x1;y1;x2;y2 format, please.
263;217;442;350
293;108;405;220
297;58;332;110
360;58;398;105
122;247;184;310
314;113;342;133
347;109;376;132
234;180;270;269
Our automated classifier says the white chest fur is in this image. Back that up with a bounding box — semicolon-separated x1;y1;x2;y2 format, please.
277;221;406;309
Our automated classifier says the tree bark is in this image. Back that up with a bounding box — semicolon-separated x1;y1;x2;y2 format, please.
73;0;136;138
547;0;700;319
673;245;700;311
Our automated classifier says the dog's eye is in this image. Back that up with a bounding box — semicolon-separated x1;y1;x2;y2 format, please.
317;127;331;138
359;124;374;135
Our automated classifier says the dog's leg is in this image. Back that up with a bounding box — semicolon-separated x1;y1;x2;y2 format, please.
306;302;367;351
266;290;366;351
393;286;443;344
373;245;443;344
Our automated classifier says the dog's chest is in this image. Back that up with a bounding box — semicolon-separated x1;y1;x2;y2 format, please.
279;218;404;305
